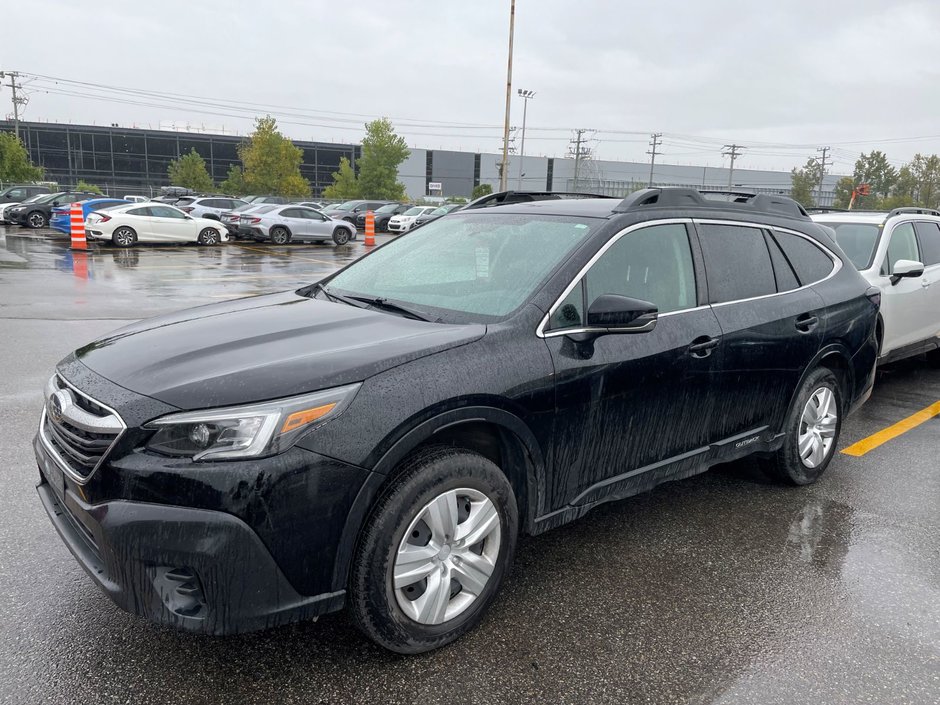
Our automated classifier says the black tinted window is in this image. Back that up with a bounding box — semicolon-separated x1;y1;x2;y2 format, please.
699;224;776;303
914;221;940;266
773;231;834;284
764;232;800;292
585;223;696;314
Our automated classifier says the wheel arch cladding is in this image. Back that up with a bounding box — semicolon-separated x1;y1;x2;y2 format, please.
784;346;852;428
330;410;543;592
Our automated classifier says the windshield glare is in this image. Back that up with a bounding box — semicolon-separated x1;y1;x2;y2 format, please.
404;207;424;216
326;214;595;322
376;204;400;213
334;201;360;211
817;222;881;270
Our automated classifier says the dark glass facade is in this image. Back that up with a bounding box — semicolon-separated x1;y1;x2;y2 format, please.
1;121;358;197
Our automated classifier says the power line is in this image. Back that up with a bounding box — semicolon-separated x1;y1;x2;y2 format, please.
815;146;830;203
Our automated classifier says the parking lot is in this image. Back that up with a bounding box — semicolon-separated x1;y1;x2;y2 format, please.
2;225;939;704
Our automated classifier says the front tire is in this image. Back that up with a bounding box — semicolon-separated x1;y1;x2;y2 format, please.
332;227;351;246
197;227;221;245
350;446;518;654
763;367;842;485
270;227;290;245
112;227;137;248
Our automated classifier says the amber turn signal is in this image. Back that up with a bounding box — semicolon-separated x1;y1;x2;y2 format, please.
280;403;337;433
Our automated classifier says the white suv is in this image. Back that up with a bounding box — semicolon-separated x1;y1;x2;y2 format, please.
812;208;940;364
176;196;249;221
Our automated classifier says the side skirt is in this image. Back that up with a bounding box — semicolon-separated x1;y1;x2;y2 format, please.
531;427;781;535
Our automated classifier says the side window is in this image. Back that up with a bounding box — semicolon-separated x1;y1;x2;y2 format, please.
772;231;835;284
128;207;151;217
8;188;25;199
698;224;776;303
764;232;800;292
886;222;920;274
150;206;186;219
914;222;940;266
281;208;301;218
584;223;696;315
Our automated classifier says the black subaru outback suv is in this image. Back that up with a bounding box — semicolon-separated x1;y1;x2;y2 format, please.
34;188;879;653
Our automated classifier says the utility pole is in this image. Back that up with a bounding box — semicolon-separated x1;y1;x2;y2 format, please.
499;0;516;192
570;129;588;192
647;132;662;187
722;144;745;190
0;71;26;139
816;146;830;204
516;89;535;190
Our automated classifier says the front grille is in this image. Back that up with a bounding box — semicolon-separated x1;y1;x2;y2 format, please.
40;375;125;482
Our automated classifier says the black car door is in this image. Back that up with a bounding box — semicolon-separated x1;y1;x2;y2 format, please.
695;221;827;440
544;221;724;511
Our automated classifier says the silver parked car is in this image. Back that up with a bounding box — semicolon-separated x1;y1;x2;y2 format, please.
238;205;357;245
176;196;249;220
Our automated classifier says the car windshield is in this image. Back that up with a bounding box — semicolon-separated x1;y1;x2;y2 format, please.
376;204;400;213
429;206;450;215
32;192;65;205
20;194;49;205
404;207;425;216
334;201;360;211
817;221;882;270
325;213;596;323
254;205;278;215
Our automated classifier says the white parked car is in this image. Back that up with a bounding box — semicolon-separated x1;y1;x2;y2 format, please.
812;207;940;364
387;206;439;233
122;195;149;203
237;205;356;245
85;203;229;247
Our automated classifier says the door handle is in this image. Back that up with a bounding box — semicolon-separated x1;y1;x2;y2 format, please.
688;336;720;357
922;278;931;289
795;314;819;333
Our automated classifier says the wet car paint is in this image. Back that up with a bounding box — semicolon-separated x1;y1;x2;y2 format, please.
2;224;938;704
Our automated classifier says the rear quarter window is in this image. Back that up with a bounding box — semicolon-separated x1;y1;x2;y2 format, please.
771;231;835;285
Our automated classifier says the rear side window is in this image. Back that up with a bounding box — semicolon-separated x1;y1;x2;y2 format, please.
584;223;696;315
698;224;776;303
280;208;302;218
772;231;834;285
914;222;940;266
764;232;800;292
886;223;920;275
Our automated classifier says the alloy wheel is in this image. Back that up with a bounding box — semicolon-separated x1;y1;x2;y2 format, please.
114;228;135;247
393;488;501;625
28;213;46;228
798;387;838;468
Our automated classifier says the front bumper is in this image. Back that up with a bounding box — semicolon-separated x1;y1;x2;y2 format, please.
33;409;369;634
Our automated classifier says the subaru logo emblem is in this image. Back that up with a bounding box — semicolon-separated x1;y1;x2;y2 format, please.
49;390;70;424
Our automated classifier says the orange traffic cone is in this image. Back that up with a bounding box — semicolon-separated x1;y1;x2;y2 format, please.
69;202;87;250
365;210;376;246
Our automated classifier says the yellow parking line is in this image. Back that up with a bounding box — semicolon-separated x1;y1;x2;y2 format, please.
841;400;940;457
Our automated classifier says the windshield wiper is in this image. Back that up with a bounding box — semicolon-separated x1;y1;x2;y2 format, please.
345;295;432;322
311;282;368;309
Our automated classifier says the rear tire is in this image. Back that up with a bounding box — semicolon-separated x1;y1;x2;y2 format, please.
27;211;47;229
762;368;842;485
350;446;518;654
332;227;351;246
112;227;137;248
270;227;290;245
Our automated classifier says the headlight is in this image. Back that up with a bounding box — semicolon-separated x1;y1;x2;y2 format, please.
143;383;360;461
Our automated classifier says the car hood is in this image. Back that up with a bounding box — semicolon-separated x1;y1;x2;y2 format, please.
70;291;485;409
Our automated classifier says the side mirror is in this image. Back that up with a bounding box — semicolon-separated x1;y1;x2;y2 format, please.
890;259;924;285
567;294;658;342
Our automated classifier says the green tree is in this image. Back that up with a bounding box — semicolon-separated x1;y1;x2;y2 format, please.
0;132;44;182
851;150;896;208
236;116;310;198
471;183;493;200
220;165;246;195
790;158;822;207
75;179;103;194
907;153;940;209
168;148;214;192
356;118;409;200
322;157;361;199
832;176;855;209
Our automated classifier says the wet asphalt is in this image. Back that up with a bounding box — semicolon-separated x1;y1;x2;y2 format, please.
1;226;938;705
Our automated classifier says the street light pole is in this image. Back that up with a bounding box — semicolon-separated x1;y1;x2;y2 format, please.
499;0;516;192
516;89;535;190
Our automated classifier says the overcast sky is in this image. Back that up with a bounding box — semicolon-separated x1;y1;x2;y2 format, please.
3;0;940;175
